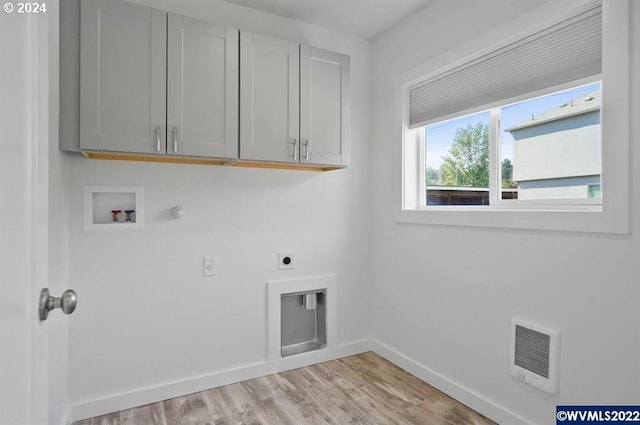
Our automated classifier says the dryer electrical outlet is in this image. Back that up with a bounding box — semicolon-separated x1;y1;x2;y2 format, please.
278;252;295;270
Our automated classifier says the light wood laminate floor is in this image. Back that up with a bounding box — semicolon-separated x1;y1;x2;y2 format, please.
74;352;496;425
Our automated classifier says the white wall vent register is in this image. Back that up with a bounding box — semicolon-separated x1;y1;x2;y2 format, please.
510;319;559;395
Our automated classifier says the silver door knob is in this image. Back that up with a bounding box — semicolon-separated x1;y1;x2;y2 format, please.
39;288;77;321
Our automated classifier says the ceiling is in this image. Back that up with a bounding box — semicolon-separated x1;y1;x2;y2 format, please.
220;0;432;39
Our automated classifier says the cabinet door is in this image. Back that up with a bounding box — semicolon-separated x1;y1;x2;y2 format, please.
80;0;166;154
300;46;350;166
167;16;238;159
240;33;299;162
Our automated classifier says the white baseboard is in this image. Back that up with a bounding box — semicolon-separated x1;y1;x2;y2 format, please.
69;339;372;423
370;340;535;425
59;404;71;425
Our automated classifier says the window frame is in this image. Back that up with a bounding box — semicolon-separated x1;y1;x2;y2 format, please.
394;0;629;234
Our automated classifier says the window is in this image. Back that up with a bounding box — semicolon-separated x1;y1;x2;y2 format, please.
395;0;630;233
423;82;601;206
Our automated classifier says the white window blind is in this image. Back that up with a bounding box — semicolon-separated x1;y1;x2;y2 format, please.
409;4;602;128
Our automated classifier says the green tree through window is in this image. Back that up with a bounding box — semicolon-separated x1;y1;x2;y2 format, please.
426;166;440;185
502;158;514;188
438;123;489;187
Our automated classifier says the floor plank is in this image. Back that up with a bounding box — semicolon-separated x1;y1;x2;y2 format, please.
73;352;496;425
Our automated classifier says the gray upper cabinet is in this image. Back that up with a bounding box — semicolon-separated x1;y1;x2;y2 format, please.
75;0;347;168
240;32;350;167
240;33;300;163
167;15;238;159
80;0;238;159
300;46;350;167
80;0;166;154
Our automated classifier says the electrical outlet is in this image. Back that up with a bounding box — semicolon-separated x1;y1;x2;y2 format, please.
203;256;216;277
278;252;295;270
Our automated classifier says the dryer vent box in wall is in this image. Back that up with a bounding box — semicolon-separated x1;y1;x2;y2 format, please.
281;290;326;357
510;319;559;394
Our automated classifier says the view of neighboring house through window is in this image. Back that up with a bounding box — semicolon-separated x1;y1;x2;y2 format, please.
424;82;601;206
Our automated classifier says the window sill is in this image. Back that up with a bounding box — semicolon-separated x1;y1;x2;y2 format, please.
394;206;627;234
416;201;603;212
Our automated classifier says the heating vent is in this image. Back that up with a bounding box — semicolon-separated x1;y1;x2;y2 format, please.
510;320;559;394
514;325;550;378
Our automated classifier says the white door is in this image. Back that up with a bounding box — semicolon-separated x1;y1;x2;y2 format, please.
167;16;238;159
0;9;52;425
300;46;350;166
80;0;167;155
240;32;299;162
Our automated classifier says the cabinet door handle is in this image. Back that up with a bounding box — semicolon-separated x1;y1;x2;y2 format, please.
291;138;298;162
172;126;178;153
303;139;310;163
155;126;161;152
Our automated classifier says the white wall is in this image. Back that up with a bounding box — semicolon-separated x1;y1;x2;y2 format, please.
371;1;640;424
62;0;372;416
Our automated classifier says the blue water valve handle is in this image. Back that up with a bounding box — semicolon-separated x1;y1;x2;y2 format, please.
124;210;135;222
